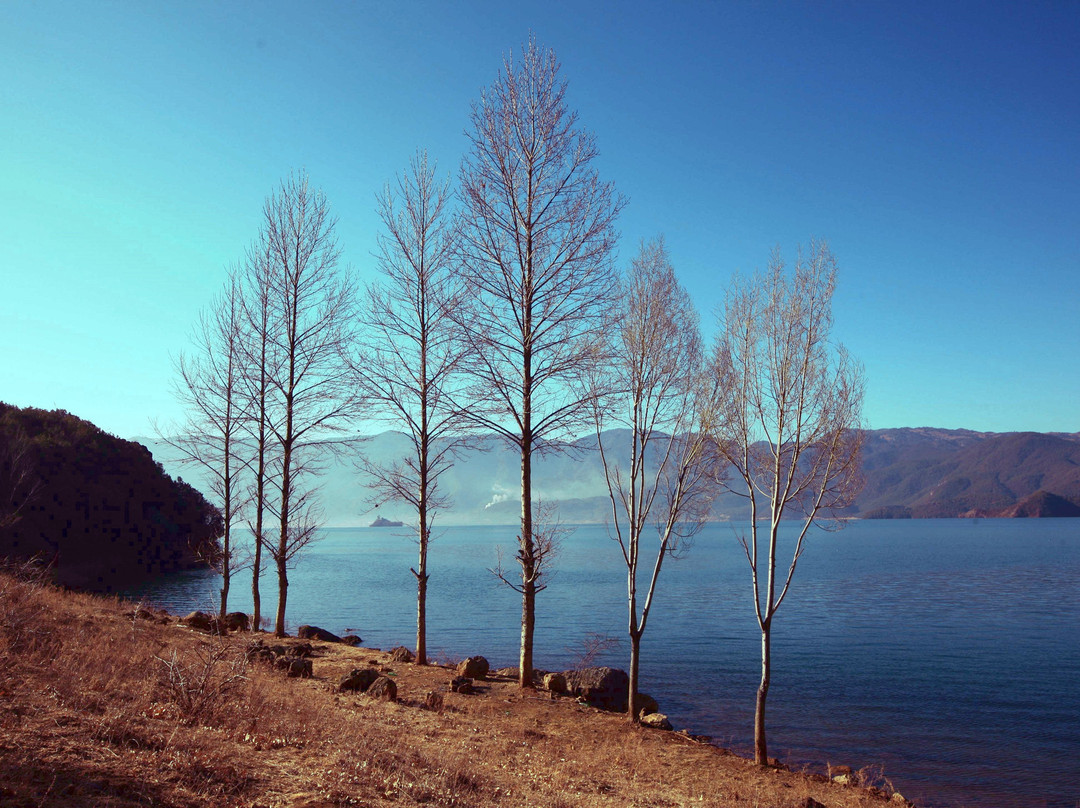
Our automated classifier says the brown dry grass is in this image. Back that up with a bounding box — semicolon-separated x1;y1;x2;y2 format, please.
0;565;913;807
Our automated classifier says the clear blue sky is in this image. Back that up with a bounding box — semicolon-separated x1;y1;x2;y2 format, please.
2;0;1077;439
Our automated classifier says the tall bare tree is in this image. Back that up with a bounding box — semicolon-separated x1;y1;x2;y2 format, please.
261;171;361;638
592;237;717;721
238;237;280;632
168;272;248;618
710;240;865;764
357;150;469;665
456;37;625;687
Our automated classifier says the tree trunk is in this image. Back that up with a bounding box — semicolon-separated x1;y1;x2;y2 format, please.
518;433;535;689
628;630;641;722
219;529;230;620
415;522;428;666
755;623;771;765
275;556;288;638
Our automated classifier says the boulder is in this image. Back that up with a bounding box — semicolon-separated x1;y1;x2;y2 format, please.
341;634;363;646
297;625;342;643
286;658;313;678
388;646;414;663
450;676;474;694
542;672;568;694
493;667;518;678
562;666;630;712
422;690;444;712
339;668;381;693
288;642;314;658
635;692;659;717
181;611;215;632
456;656;489;680
367;676;397;701
640;712;673;730
222;612;250;632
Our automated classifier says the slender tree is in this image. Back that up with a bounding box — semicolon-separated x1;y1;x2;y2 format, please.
168;272;248;618
592;237;717;721
710;240;865;764
261;171;361;638
237;237;280;633
456;37;624;687
357;150;469;665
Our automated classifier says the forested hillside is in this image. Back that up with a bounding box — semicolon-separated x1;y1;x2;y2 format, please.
0;403;222;588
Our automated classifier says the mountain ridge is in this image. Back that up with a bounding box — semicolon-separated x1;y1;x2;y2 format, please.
137;426;1080;527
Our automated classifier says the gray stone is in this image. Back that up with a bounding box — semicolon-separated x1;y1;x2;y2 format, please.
456;656;489;680
450;676;474;694
297;625;342;643
339;667;380;692
368;675;397;701
639;712;672;730
562;666;630;712
542;672;568;694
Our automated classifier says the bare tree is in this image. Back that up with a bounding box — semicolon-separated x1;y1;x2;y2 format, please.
167;272;248;618
237;237;280;633
261;171;361;638
592;236;717;721
456;37;625;688
709;240;865;764
357;150;469;665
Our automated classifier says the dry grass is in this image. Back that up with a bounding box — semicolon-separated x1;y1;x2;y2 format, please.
0;564;914;807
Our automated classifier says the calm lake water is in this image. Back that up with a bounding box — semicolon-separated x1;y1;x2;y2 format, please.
128;519;1080;808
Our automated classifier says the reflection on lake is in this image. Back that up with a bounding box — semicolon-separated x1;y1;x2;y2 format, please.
129;518;1080;808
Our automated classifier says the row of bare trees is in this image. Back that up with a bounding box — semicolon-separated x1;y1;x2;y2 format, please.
170;36;864;765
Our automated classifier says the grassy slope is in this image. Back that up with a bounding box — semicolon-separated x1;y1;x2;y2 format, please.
0;567;912;808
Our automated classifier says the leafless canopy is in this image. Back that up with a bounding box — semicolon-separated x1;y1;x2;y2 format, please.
357;150;470;664
710;239;865;763
456;37;625;686
259;171;362;636
593;236;717;720
167;270;249;617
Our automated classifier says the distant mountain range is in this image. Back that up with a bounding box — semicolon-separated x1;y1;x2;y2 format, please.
140;427;1080;526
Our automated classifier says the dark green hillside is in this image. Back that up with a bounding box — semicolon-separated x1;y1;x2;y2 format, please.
0;403;221;589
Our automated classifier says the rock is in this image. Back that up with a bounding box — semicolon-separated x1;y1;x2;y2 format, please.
388;646;414;663
635;692;659;717
450;676;474;694
456;656;489;680
367;676;397;701
562;666;630;712
891;793;908;804
800;799;827;808
222;612;250;632
339;668;381;692
639;712;673;730
832;774;857;786
286;658;312;678
422;690;444;711
542;672;567;694
341;634;362;646
288;642;314;658
297;625;342;643
181;611;214;632
493;667;518;678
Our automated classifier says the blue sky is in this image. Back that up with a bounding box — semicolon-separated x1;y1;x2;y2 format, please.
1;0;1077;439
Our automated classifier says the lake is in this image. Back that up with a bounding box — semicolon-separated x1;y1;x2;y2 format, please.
128;518;1080;808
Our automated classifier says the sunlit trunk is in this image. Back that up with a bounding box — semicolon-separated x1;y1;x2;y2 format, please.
755;622;771;764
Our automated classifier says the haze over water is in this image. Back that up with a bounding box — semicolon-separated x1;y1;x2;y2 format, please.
132;518;1080;808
